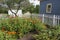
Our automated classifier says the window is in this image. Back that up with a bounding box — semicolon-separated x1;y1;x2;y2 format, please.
46;3;52;13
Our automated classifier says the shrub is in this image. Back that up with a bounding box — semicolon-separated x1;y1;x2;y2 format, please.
33;26;60;40
1;17;60;40
0;17;46;39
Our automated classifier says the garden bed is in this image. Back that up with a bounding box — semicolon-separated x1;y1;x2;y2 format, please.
0;17;60;40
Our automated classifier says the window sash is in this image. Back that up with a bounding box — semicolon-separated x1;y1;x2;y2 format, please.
46;3;52;13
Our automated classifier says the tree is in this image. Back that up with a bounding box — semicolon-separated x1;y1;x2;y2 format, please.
20;0;30;8
0;6;8;13
28;5;35;13
20;0;32;13
34;5;40;13
4;0;25;17
22;4;35;14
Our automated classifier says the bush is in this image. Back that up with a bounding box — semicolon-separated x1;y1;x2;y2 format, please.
33;26;60;40
0;17;46;39
0;17;60;40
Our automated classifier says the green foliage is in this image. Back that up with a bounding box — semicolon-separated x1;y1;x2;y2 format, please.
0;17;60;40
22;5;35;13
0;17;46;39
0;30;5;40
0;30;17;40
0;17;46;32
33;26;60;40
0;7;8;13
34;5;40;13
22;5;40;14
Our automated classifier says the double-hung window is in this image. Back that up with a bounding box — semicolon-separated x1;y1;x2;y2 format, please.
46;3;52;13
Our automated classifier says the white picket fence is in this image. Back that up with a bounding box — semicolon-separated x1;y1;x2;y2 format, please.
31;14;60;26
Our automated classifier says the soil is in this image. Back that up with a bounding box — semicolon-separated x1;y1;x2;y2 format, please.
20;29;38;40
20;33;35;40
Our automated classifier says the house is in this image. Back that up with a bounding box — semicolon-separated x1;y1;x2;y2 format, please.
40;0;60;26
8;10;22;17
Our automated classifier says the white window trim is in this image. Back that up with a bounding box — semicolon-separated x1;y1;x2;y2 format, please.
46;3;52;13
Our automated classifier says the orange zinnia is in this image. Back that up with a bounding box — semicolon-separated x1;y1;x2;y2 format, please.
11;32;16;34
7;32;11;35
7;31;16;35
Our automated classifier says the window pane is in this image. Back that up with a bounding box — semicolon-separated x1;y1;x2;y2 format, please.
46;3;52;13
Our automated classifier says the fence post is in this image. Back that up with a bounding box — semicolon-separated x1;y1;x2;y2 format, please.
53;15;56;26
58;16;59;26
42;14;44;23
